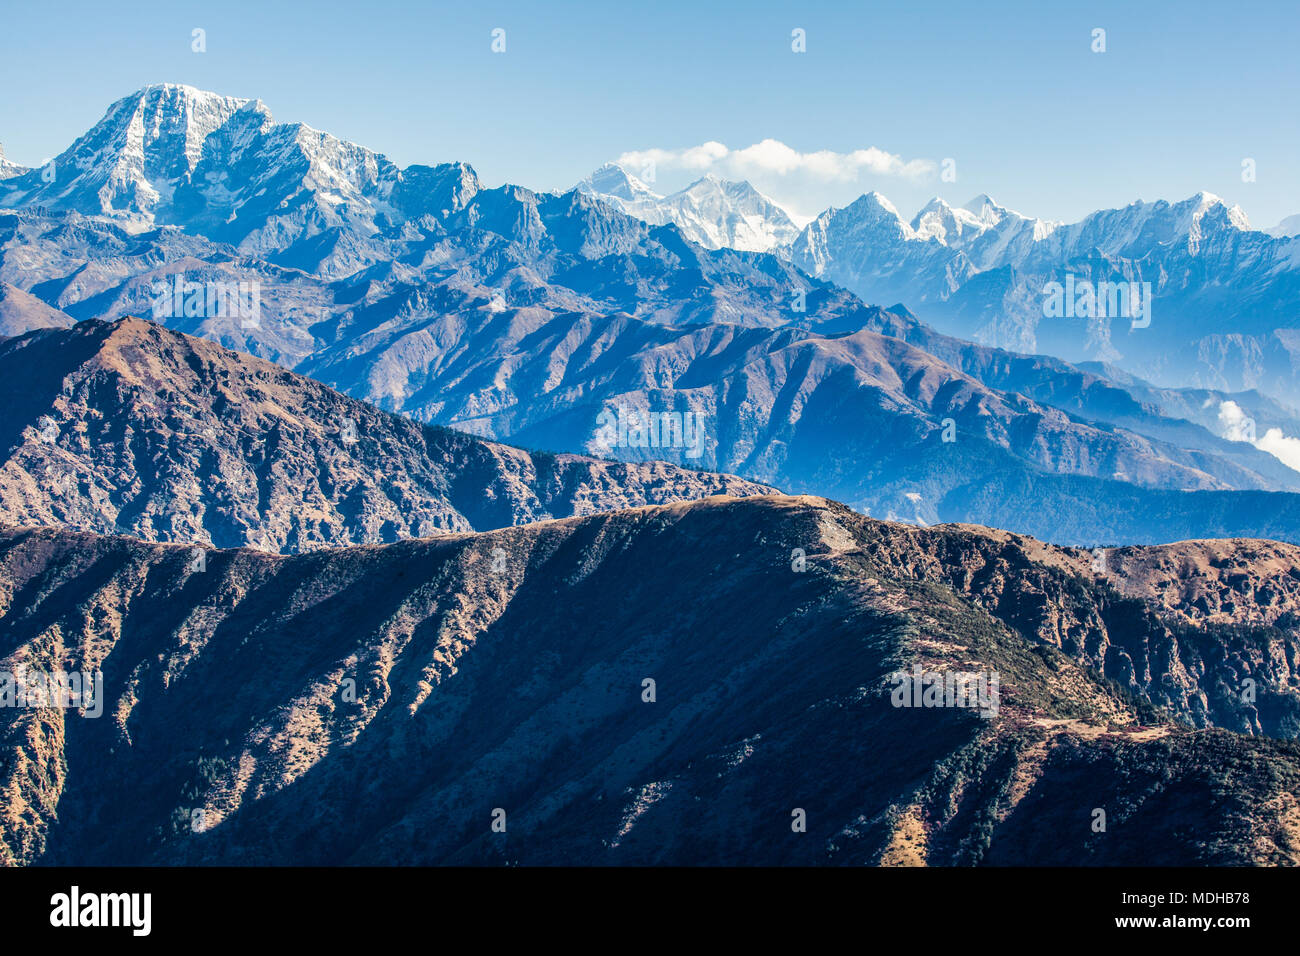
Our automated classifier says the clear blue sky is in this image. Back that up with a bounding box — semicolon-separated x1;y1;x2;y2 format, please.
1;0;1296;226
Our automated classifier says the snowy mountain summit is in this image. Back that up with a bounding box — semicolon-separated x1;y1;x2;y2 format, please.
0;85;259;221
0;143;28;181
0;84;410;258
577;163;801;252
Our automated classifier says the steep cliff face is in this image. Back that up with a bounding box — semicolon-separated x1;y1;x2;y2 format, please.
0;318;773;552
2;495;1297;866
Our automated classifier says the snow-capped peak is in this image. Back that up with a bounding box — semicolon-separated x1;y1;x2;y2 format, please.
580;163;661;202
962;193;1016;224
680;174;780;207
1191;191;1251;230
911;196;988;243
850;191;905;219
682;173;725;194
104;84;265;174
1169;191;1252;236
0;84;414;265
0;84;275;224
577;165;801;252
0;143;28;181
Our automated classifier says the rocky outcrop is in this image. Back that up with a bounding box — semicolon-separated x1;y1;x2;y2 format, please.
856;520;1300;736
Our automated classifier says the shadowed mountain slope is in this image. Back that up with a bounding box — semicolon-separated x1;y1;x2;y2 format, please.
3;495;1298;865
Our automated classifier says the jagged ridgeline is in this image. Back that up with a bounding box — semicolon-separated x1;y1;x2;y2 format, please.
2;496;1298;865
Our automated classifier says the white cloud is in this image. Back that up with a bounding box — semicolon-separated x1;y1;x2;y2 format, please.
1257;427;1300;472
1218;400;1254;441
1217;400;1300;474
614;138;936;184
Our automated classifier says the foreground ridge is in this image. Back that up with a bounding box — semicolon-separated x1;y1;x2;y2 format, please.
2;494;1298;865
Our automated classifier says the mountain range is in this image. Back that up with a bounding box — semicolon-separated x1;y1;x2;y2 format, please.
791;191;1300;404
296;297;1300;543
1;84;1298;550
579;169;1300;408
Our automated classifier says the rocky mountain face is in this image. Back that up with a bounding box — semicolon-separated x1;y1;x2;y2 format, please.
0;318;772;552
3;495;1298;866
858;517;1300;736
